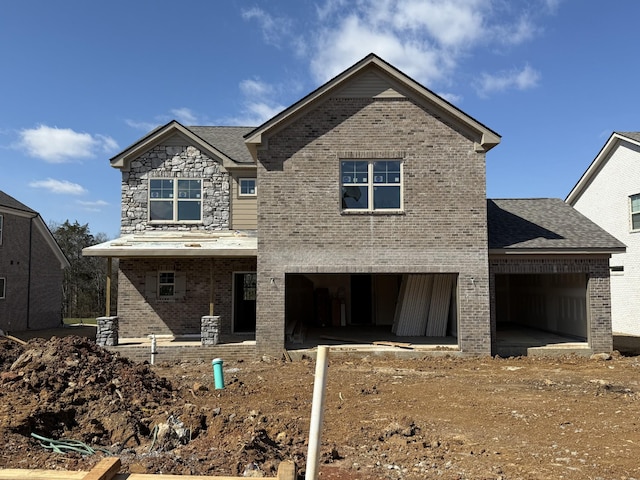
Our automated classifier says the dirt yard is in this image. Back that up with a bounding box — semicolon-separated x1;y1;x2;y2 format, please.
1;335;640;480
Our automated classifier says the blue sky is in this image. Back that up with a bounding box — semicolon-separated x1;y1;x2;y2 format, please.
1;0;639;238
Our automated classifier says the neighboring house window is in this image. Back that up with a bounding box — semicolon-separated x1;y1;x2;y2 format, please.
239;178;256;197
631;194;640;231
0;214;3;245
341;160;402;211
158;271;175;298
149;179;202;222
0;278;5;299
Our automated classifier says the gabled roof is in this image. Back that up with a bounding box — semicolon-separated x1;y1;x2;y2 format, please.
488;198;625;254
566;132;640;205
0;191;36;214
0;191;70;269
110;121;255;171
244;53;501;158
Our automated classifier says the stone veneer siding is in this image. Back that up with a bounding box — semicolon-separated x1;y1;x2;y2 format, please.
117;257;256;338
489;255;613;353
120;145;230;233
256;97;491;356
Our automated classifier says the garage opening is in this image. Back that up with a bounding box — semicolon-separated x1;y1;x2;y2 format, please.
495;273;588;353
284;273;458;348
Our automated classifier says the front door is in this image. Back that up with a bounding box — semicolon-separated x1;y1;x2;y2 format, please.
233;272;256;333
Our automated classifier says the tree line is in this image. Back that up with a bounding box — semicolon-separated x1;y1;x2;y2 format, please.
51;220;117;319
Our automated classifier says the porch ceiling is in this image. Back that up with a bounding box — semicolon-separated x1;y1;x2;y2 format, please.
82;231;257;258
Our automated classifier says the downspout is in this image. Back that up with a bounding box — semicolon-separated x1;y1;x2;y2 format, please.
26;215;35;329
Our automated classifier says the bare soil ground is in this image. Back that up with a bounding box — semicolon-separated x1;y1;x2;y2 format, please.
1;335;640;480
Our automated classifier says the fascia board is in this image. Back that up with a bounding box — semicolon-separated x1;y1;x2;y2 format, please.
245;54;501;157
110;121;235;172
566;133;640;204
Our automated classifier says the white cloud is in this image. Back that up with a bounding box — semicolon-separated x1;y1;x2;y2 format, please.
77;199;109;212
17;125;118;163
29;178;87;195
170;108;199;125
476;64;541;96
125;119;160;131
244;0;557;100
241;7;294;48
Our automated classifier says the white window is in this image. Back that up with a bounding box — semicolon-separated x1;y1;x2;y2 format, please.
0;278;5;299
158;271;176;298
341;160;403;211
0;214;3;245
631;194;640;231
149;179;202;222
239;178;256;197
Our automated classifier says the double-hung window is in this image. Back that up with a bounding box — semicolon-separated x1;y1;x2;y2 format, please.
0;278;5;299
149;179;202;222
341;160;402;211
631;194;640;231
158;271;176;299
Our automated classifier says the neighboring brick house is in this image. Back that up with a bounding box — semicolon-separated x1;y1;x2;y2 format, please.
85;54;624;356
567;132;640;336
0;191;69;332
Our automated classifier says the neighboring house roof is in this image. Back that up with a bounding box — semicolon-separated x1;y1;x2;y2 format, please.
487;198;626;254
83;231;257;258
0;191;70;269
110;121;255;171
245;53;501;158
0;191;36;214
566;132;640;204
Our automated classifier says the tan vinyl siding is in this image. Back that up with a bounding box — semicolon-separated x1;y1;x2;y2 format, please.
333;69;406;98
231;173;257;229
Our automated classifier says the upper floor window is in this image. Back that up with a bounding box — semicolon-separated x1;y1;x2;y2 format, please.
631;194;640;231
0;214;3;245
0;278;5;299
239;178;257;197
149;179;202;222
341;160;402;211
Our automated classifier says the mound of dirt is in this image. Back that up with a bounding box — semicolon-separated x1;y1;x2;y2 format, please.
2;336;640;479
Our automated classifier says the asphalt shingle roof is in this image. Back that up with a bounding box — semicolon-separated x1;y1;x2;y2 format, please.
187;126;255;164
487;198;625;251
0;191;36;214
616;132;640;143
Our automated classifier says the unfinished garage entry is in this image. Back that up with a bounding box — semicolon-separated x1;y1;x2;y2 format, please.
284;273;458;348
495;273;588;350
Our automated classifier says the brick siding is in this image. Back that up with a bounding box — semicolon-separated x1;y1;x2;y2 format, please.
256;97;492;356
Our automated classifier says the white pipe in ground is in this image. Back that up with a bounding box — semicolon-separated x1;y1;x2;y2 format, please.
305;345;329;480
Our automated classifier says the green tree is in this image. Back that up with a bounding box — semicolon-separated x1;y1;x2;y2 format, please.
51;220;113;318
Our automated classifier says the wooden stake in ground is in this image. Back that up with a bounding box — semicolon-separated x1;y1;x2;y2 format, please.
305;346;330;480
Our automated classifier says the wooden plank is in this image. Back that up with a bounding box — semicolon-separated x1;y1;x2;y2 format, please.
82;458;121;480
277;460;297;480
0;470;86;479
372;341;414;349
114;475;279;480
4;335;27;346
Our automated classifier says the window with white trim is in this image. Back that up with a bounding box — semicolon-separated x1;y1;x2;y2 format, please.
631;194;640;231
0;278;5;299
239;178;256;197
341;160;402;211
0;214;3;245
149;179;202;222
158;271;176;299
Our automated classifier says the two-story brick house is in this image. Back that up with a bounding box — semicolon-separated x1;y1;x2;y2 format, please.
0;191;69;332
85;54;624;357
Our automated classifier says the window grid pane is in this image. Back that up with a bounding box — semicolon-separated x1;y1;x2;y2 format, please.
158;272;175;298
341;160;402;211
150;179;202;222
240;179;256;195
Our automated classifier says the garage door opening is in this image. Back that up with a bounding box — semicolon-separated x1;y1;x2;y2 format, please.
284;273;459;349
495;273;588;354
